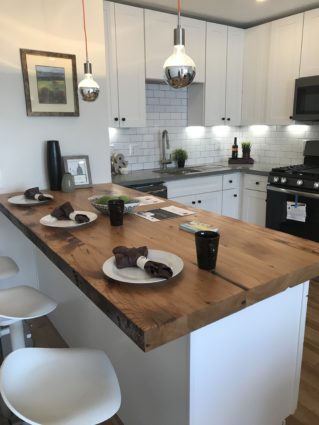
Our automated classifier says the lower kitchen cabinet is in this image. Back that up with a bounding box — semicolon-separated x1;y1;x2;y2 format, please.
166;173;241;217
242;174;268;226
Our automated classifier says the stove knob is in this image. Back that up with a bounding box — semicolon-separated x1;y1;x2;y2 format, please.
314;182;319;189
280;177;287;184
296;179;303;186
273;176;279;183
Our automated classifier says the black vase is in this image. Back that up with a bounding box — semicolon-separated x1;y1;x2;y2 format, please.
177;159;185;168
47;140;62;190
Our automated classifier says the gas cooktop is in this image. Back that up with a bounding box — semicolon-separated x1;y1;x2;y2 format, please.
268;141;319;190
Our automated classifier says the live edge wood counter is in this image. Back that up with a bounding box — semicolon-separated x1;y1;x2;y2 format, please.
1;183;319;352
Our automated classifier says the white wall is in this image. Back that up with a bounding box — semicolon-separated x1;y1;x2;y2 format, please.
0;0;111;194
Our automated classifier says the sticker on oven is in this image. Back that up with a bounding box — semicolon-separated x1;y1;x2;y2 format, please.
287;202;306;222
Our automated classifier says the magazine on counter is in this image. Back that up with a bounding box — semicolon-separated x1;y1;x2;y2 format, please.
135;205;195;222
179;221;219;234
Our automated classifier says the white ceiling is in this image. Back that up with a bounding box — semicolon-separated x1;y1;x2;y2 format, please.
115;0;319;27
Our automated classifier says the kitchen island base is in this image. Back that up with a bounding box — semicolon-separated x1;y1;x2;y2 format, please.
36;250;307;425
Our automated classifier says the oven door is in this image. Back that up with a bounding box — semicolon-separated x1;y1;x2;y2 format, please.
266;185;319;242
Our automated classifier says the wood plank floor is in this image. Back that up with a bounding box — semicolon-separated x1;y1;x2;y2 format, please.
29;279;319;425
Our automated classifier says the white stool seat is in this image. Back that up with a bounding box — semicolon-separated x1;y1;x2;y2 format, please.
0;286;57;322
0;347;121;425
0;286;57;351
0;257;19;279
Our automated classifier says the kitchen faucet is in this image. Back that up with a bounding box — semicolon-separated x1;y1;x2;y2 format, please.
160;129;172;170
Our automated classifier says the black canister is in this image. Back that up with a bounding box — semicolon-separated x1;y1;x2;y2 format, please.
46;140;62;190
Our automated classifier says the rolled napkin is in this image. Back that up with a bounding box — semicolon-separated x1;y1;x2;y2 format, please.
113;246;173;279
51;202;90;224
24;187;52;201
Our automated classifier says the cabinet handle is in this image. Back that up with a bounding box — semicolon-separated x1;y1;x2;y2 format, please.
221;117;225;121
227;118;230;121
256;182;260;185
121;117;126;122
114;117;119;121
229;180;233;183
233;194;237;198
192;201;196;205
289;116;294;120
198;200;202;204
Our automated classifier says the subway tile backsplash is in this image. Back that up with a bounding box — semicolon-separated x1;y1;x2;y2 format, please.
109;83;319;171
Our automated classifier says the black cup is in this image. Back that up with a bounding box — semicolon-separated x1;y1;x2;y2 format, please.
108;199;124;226
195;231;220;270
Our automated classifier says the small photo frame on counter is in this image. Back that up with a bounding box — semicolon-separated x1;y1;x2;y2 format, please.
62;155;92;188
20;49;79;117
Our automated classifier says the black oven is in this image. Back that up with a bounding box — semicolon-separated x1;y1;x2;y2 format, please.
293;76;319;121
266;186;319;242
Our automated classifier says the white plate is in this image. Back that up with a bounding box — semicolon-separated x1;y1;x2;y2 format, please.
102;249;184;284
8;194;54;206
40;211;97;228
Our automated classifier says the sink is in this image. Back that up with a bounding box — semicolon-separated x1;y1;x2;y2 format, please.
153;164;226;175
153;167;202;175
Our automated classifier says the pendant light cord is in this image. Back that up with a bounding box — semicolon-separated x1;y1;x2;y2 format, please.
177;0;181;27
81;0;89;63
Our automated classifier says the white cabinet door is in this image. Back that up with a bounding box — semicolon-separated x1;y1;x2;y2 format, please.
199;191;222;215
222;189;240;219
144;10;206;83
242;189;267;226
173;191;222;215
104;2;146;128
266;14;303;125
241;23;271;125
190;23;244;126
205;23;228;126
300;8;319;77
225;27;244;126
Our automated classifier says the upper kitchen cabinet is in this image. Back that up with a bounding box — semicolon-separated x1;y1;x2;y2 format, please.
241;23;270;125
265;14;303;125
188;24;244;126
104;2;146;128
144;10;206;83
300;8;319;77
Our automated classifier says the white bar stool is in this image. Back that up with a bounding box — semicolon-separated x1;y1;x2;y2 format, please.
0;347;121;425
0;286;57;351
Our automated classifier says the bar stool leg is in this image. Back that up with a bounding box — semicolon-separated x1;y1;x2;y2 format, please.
9;322;25;351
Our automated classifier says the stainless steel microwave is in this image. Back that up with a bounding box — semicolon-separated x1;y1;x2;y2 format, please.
292;75;319;121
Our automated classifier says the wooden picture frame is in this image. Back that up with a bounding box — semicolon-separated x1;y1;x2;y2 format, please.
20;49;79;117
62;155;92;188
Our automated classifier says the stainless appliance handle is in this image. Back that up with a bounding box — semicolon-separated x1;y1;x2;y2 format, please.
267;185;319;199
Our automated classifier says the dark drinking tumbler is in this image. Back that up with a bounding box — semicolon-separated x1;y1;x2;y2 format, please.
195;231;220;270
108;199;124;226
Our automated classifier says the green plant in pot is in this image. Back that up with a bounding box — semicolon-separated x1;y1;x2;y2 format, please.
172;148;188;168
241;141;252;159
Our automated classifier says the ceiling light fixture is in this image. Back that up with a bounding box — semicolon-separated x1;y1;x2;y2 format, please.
163;0;196;89
78;0;100;102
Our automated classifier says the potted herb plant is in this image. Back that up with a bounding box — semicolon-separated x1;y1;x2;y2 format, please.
172;148;188;168
241;141;252;159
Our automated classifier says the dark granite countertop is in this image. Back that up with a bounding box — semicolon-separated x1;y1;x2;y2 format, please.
112;163;272;187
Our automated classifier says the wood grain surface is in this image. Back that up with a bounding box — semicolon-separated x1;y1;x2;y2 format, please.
1;183;319;352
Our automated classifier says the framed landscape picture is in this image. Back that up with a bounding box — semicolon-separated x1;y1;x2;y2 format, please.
62;155;92;188
20;49;79;116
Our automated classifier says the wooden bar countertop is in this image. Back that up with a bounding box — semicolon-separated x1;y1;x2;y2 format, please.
1;183;319;352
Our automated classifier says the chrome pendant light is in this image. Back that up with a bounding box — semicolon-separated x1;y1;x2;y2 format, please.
163;0;196;89
78;0;100;102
